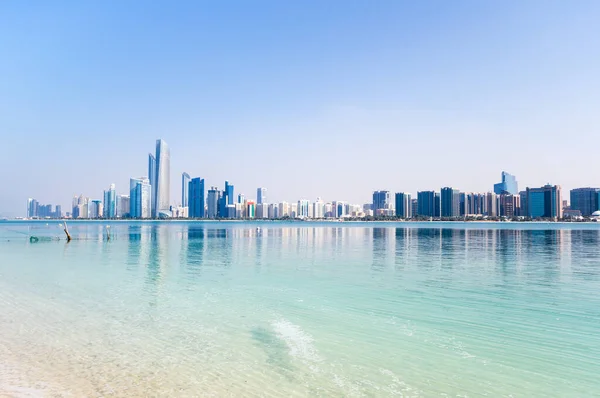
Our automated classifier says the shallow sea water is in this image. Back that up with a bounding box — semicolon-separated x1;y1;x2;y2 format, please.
0;221;599;397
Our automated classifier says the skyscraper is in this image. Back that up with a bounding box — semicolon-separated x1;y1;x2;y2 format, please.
103;184;116;218
148;153;156;215
220;181;235;217
153;139;170;218
494;171;518;195
130;177;151;219
417;191;436;217
440;187;460;217
526;185;562;219
298;200;310;218
189;178;205;218
257;187;267;204
116;195;130;218
394;193;412;218
570;188;600;216
182;172;190;207
372;191;391;215
207;187;220;219
225;181;234;205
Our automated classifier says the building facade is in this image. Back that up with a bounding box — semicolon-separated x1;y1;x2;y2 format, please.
440;187;460;217
394;192;412;218
189;177;205;218
182;172;190;207
257;188;267;204
103;184;116;218
207;187;220;219
526;185;562;219
494;171;518;195
153;139;170;217
570;188;600;216
417;191;436;217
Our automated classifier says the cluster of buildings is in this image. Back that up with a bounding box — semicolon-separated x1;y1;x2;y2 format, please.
26;199;61;219
25;140;600;221
373;172;563;219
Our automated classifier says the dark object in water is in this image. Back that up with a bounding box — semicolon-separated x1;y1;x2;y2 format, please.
29;236;55;243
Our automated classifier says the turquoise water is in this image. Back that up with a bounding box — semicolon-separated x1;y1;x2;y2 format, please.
1;221;599;397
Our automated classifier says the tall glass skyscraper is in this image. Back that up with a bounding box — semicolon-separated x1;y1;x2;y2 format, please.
207;187;221;219
130;177;151;219
182;172;190;207
103;184;116;218
225;181;234;205
494;171;518;195
526;185;562;219
189;177;205;218
417;191;436;217
148;154;156;215
154;139;170;218
257;187;267;204
372;191;391;214
394;192;411;218
440;187;460;217
570;188;600;216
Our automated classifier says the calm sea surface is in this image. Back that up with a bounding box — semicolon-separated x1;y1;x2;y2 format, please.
1;221;599;397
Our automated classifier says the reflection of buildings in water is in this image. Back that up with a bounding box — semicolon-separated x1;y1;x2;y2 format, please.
372;228;393;271
185;226;205;267
127;225;143;270
394;228;417;270
413;228;442;269
568;229;600;279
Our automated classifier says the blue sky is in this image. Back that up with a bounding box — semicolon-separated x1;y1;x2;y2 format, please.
1;1;599;216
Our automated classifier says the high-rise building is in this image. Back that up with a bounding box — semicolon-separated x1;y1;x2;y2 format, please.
55;205;62;219
225;181;234;205
103;184;116;218
440;187;461;217
313;198;324;219
499;194;519;218
279;201;289;218
519;191;527;217
526;185;562;219
485;192;497;217
246;201;256;218
27;198;39;218
298;200;310;218
372;191;391;215
153;139;171;218
207;187;220;219
570;188;600;216
257;187;267;204
148;154;156;215
219;181;234;217
238;193;245;204
417;191;436;217
464;193;486;216
89;200;102;219
182;172;190;207
189;178;205;218
394;193;412;218
116;195;130;218
494;171;518;195
130;177;151;219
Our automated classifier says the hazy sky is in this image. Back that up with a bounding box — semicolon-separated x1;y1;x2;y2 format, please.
1;1;599;216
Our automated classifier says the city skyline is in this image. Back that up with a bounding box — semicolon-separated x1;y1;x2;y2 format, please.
23;142;594;220
2;2;600;216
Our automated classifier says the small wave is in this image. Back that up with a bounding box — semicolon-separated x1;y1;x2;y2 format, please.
271;319;322;369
